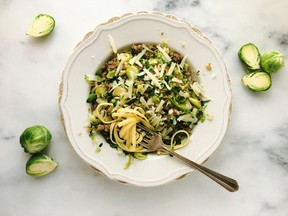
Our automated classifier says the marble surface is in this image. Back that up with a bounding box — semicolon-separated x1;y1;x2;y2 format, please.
1;0;288;215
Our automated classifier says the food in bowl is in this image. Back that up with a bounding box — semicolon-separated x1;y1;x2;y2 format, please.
85;41;210;166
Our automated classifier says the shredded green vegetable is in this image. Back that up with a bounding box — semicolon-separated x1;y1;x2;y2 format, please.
85;43;210;166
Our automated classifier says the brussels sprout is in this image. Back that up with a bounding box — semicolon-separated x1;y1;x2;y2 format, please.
84;75;105;84
260;51;285;73
241;71;272;91
238;43;261;71
106;70;116;79
188;97;201;108
95;84;107;98
126;66;139;80
20;125;52;154
112;86;127;97
26;154;58;176
86;93;97;103
26;14;55;37
169;98;192;113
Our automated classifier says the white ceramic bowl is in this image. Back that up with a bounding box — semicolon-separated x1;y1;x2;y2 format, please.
59;12;232;187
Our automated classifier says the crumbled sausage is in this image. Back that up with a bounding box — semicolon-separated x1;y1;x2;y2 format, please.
104;124;110;132
96;124;105;131
147;44;157;51
170;51;183;64
173;109;181;115
106;57;118;71
131;44;143;54
163;105;170;112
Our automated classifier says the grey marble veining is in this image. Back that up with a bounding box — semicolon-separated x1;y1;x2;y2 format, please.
155;0;201;11
1;0;288;215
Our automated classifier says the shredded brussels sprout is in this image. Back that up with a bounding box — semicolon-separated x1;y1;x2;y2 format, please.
85;43;210;166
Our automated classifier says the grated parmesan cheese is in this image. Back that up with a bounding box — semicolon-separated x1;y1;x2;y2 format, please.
161;127;173;137
125;80;133;98
150;115;166;127
109;81;121;93
159;63;166;78
129;46;148;66
153;66;160;77
179;55;187;69
138;84;149;95
155;100;165;112
108;34;117;54
157;45;171;62
129;56;137;65
162;79;171;90
135;60;143;67
117;77;125;87
115;58;124;76
137;71;146;77
179;90;189;98
177;114;197;123
206;114;214;121
143;69;162;89
140;97;149;108
140;97;153;108
191;82;212;100
171;77;183;84
166;62;176;76
180;40;186;48
191;82;203;96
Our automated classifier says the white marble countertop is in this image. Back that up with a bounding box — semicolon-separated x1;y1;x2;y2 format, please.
1;0;288;215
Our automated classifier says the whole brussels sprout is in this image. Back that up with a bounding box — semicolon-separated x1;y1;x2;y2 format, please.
20;125;52;154
260;51;285;73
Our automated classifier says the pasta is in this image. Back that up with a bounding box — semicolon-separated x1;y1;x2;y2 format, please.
85;42;209;166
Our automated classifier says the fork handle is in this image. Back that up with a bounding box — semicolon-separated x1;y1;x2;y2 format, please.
162;146;239;192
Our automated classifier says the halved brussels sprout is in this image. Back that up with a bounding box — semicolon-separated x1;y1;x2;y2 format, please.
241;71;272;91
113;86;127;97
95;84;107;98
126;66;139;80
238;43;261;71
260;51;285;73
26;154;58;176
27;14;55;37
20;125;52;154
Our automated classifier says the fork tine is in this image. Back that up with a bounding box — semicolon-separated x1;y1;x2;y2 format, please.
142;137;151;143
139;139;149;148
137;123;155;134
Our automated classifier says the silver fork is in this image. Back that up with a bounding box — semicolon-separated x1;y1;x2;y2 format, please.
138;125;239;192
